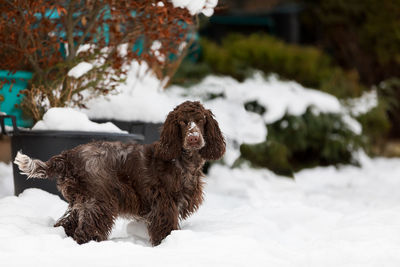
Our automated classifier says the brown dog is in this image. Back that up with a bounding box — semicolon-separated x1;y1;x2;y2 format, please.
14;101;225;245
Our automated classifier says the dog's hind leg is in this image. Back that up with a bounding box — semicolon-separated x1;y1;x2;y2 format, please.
72;198;116;244
54;206;79;238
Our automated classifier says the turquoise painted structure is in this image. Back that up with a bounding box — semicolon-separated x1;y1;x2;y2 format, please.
0;71;34;128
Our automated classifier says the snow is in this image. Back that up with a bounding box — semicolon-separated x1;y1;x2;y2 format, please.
2;155;400;266
150;40;166;62
67;62;94;79
76;44;95;55
346;89;378;116
80;65;368;165
169;72;363;140
340;114;362;134
170;72;346;124
189;121;196;130
32;108;127;133
205;98;267;144
0;162;13;198
82;61;185;123
84;69;363;145
169;0;218;16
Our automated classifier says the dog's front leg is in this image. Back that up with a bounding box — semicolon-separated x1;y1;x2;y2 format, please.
147;197;179;246
179;181;204;220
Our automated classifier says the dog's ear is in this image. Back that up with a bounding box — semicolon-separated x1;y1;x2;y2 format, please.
200;109;226;160
155;109;182;161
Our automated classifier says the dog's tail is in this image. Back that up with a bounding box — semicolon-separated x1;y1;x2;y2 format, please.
14;151;49;179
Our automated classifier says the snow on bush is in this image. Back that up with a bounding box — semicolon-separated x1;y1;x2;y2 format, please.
84;66;368;142
67;62;94;79
169;0;218;16
176;73;342;123
80;63;376;165
346;89;378;116
32;108;127;133
82;61;185;123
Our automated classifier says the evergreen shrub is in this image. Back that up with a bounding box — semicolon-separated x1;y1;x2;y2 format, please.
356;100;391;153
199;33;363;98
377;78;400;138
240;107;364;176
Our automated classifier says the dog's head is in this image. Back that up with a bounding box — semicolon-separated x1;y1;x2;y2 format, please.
156;101;225;161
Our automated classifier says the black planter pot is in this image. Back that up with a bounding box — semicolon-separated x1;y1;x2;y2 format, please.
0;115;144;199
92;119;163;144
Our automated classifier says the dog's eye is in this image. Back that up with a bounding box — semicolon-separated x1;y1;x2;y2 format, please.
196;119;205;126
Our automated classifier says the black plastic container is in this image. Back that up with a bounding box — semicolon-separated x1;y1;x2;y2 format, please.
1;115;144;199
92;119;162;144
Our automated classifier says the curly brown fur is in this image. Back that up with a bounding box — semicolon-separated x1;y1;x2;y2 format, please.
14;101;225;246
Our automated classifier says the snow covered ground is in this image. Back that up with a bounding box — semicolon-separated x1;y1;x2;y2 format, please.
1;153;400;266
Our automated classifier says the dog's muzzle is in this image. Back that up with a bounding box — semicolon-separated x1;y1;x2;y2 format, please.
184;122;205;150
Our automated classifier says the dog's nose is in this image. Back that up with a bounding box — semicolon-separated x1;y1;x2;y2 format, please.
187;135;199;145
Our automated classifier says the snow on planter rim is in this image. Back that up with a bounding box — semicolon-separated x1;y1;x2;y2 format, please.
32;108;127;133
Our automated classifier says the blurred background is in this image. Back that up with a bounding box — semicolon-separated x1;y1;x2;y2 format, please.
169;0;400;175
